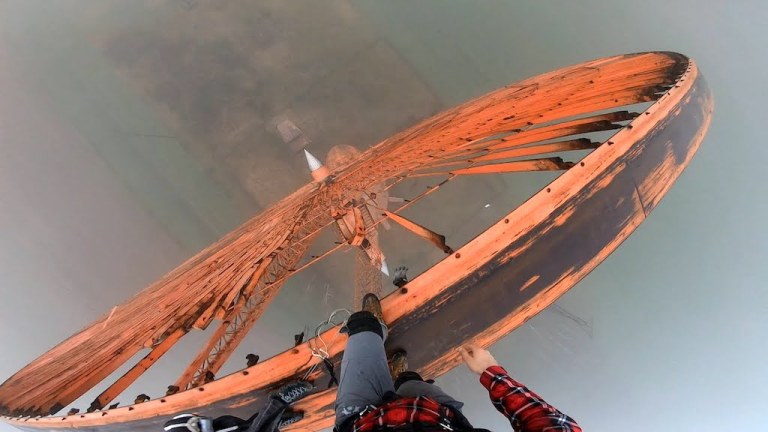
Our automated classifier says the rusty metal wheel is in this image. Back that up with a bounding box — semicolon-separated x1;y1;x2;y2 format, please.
0;51;712;432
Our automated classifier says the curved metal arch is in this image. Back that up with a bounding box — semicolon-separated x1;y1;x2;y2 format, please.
0;51;713;431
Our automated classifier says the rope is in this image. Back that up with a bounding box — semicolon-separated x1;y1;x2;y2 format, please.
302;309;351;382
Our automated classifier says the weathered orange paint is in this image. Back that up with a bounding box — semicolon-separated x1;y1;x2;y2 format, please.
0;52;712;432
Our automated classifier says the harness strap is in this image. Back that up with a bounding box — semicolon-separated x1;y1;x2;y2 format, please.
323;358;339;388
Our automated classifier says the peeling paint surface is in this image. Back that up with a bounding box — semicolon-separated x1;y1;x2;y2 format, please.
1;52;712;432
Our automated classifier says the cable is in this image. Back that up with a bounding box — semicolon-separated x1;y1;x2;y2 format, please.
302;309;351;381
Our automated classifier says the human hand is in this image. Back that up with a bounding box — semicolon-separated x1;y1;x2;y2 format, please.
457;344;498;375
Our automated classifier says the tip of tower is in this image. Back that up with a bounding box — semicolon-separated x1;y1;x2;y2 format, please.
303;149;323;172
380;259;390;276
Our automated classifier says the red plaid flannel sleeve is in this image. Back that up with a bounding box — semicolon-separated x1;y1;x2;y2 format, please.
480;366;582;432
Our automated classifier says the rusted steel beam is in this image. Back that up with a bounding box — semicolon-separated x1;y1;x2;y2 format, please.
486;119;621;150
461;110;637;144
0;52;711;431
476;138;599;161
176;197;330;390
87;328;188;413
173;257;274;389
176;281;287;390
414;138;597;171
382;210;453;254
0;199;322;415
410;157;572;177
450;157;573;175
354;248;383;307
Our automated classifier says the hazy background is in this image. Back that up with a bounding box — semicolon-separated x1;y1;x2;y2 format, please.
1;1;767;431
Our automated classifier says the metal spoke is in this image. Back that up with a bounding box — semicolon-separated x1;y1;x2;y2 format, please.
409;157;573;178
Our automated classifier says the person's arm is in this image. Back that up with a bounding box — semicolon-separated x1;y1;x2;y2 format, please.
479;364;581;432
458;345;582;432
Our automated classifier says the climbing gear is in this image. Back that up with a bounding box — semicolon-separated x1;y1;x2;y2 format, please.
162;414;214;432
277;410;304;428
270;381;314;405
392;266;409;288
245;354;259;367
294;332;305;346
323;358;339;388
302;308;351;387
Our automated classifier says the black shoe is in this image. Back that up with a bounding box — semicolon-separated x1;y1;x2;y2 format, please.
278;410;304;429
270;381;314;405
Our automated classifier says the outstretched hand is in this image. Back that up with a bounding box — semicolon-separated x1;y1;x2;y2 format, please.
457;344;499;375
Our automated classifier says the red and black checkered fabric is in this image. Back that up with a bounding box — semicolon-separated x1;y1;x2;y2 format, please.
481;366;582;432
351;366;581;432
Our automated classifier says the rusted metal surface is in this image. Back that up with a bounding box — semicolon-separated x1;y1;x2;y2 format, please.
0;52;712;431
326;145;388;305
383;210;453;254
353;205;385;306
86;328;188;412
174;205;326;390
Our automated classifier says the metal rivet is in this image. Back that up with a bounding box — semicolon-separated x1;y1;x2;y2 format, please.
198;387;204;392
243;370;249;376
400;287;408;294
455;253;461;258
580;162;585;167
160;399;166;403
504;218;509;223
546;188;551;193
